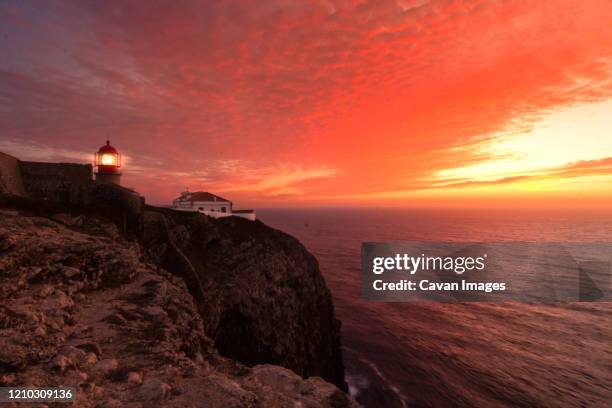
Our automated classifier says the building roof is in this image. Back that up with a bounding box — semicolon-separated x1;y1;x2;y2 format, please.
176;191;232;203
97;140;119;155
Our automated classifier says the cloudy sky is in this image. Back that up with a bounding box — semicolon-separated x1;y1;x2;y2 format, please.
1;0;611;207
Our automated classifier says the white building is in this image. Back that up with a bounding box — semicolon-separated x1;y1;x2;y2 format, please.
172;191;256;221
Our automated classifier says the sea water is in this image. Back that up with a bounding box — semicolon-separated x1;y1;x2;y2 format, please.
259;208;612;408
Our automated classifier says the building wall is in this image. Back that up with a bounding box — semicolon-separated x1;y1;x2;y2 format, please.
88;182;144;233
19;161;92;206
172;207;256;221
175;200;232;213
193;201;232;212
0;152;26;196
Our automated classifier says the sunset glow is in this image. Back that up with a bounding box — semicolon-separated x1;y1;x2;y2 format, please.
1;0;612;207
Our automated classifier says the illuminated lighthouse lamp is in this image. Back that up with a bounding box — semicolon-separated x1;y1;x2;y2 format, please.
94;140;122;185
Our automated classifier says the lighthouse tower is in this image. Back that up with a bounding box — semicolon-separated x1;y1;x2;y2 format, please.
94;140;122;185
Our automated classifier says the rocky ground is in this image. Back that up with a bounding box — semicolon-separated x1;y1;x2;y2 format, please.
0;208;359;407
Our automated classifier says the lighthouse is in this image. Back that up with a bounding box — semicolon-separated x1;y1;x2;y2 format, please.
94;140;122;185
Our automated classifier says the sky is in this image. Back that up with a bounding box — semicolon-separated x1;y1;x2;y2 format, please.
1;0;612;208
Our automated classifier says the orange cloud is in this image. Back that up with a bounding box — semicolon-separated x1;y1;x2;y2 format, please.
1;0;612;207
428;156;612;189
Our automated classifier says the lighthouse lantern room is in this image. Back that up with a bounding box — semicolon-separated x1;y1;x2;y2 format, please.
95;140;122;185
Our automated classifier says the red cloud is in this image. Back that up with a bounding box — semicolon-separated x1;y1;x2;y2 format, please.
1;0;612;206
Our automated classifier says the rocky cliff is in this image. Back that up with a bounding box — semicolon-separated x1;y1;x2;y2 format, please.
0;197;355;407
141;208;346;389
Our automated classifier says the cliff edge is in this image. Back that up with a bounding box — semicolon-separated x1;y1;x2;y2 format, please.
0;204;357;407
141;208;346;389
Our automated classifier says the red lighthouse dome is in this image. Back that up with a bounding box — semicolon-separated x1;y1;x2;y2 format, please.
94;140;122;185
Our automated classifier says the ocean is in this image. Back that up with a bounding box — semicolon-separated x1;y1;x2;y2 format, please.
257;208;612;408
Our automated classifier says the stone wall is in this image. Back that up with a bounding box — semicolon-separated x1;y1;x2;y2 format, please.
0;151;144;234
88;182;145;234
0;152;26;196
19;160;92;206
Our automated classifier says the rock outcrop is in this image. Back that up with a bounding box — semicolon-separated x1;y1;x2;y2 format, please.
0;201;355;407
141;208;347;390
